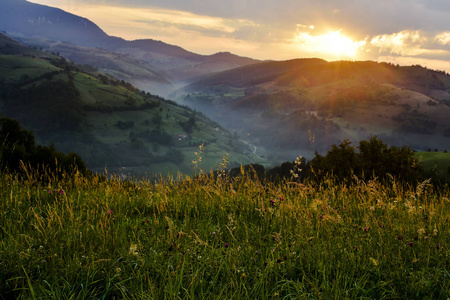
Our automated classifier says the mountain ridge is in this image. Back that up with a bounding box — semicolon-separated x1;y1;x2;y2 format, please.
0;0;259;86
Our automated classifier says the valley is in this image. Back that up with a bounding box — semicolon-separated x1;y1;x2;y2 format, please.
0;34;262;176
2;0;450;176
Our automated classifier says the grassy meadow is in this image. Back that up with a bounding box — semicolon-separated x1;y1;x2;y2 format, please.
1;160;450;299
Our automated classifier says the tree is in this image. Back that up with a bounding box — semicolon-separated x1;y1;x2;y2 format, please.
310;137;422;183
311;139;358;181
358;136;389;178
0;118;35;171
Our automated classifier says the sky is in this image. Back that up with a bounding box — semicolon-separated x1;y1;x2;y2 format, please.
29;0;450;72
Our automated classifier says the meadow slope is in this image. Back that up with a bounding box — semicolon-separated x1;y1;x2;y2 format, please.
1;167;449;299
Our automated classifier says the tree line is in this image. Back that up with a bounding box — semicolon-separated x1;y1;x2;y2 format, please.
226;136;423;185
0;117;88;176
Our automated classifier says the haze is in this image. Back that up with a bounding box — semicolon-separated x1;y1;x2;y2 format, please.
27;0;450;72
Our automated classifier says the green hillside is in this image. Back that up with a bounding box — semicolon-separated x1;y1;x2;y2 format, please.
0;45;260;176
416;151;450;184
13;38;174;96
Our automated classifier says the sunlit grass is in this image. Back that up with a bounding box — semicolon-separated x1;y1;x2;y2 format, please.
1;164;450;299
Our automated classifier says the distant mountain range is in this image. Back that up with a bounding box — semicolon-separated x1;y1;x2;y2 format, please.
0;0;258;94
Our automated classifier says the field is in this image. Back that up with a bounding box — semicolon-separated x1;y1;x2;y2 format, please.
1;163;450;299
416;151;450;184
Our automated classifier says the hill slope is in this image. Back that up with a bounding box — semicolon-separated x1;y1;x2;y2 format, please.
0;34;259;176
174;59;450;161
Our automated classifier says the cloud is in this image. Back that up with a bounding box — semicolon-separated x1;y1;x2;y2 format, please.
435;32;450;45
370;30;428;56
27;0;450;71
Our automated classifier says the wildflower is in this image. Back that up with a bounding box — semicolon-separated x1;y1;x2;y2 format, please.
369;257;378;266
242;273;246;278
129;244;138;255
397;235;403;240
270;200;276;206
224;243;229;248
212;232;216;235
364;227;368;231
279;197;284;202
60;189;64;195
319;215;323;219
107;210;113;214
437;243;441;249
409;242;413;247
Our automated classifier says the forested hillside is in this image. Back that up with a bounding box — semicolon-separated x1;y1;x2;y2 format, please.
0;34;258;176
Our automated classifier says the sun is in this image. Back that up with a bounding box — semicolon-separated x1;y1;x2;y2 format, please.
323;30;360;57
293;29;366;59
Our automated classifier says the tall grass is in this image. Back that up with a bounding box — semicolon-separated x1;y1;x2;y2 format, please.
1;164;450;299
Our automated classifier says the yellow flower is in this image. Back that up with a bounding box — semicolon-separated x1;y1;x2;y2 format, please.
369;257;378;266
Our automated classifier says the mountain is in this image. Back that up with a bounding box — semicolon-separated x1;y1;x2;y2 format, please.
1;0;112;47
0;34;259;176
173;59;450;161
11;36;175;96
0;0;258;89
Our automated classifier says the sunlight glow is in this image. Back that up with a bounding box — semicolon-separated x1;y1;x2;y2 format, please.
292;29;366;59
